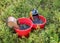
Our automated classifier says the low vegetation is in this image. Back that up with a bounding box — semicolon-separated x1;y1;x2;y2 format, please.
0;0;60;43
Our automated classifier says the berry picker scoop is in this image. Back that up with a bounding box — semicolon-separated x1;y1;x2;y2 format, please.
7;17;33;37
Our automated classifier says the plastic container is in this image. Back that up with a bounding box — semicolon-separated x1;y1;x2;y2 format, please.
30;15;46;29
14;18;33;37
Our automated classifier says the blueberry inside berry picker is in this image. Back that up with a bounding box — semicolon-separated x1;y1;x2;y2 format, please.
19;24;30;30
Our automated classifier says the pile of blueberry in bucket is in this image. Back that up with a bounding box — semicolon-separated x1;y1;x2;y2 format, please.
32;16;43;24
19;24;30;30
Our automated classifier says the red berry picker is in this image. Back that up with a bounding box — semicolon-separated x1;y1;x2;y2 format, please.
7;17;33;37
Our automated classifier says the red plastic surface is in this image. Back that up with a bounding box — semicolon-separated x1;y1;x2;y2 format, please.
14;18;33;37
30;15;46;29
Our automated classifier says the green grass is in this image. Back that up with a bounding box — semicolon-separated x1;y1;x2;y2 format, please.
0;0;60;43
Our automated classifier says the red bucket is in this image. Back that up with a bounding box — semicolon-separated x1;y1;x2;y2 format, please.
14;18;33;37
30;15;46;29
